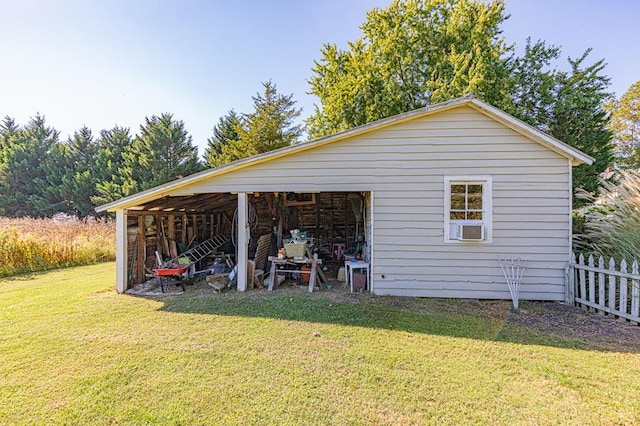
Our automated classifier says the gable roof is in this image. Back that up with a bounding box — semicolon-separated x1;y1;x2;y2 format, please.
96;95;595;213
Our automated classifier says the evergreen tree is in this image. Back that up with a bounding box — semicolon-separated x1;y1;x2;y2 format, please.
238;80;303;154
0;115;62;216
58;127;100;217
205;110;241;167
215;81;302;166
507;39;562;130
126;113;203;191
546;51;614;205
93;126;135;206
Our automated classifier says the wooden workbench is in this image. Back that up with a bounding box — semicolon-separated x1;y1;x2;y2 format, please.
267;256;323;293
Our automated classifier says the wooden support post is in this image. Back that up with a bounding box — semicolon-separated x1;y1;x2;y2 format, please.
181;214;188;245
168;214;177;258
191;214;198;243
155;214;163;262
136;216;146;284
115;209;128;293
237;192;248;292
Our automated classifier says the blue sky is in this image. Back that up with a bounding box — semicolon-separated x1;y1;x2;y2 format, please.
1;0;638;156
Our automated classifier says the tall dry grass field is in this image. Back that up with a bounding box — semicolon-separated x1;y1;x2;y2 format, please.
0;217;115;276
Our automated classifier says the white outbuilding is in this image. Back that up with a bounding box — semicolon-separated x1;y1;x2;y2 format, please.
96;95;593;300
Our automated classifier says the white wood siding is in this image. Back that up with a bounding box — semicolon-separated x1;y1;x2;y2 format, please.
171;106;571;300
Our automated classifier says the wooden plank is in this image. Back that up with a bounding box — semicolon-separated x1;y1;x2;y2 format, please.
167;214;175;241
598;256;605;315
192;214;198;240
608;258;617;312
632;261;639;325
181;214;188;244
308;259;317;293
574;297;640;323
136;216;146;284
267;259;277;291
578;254;586;307
568;263;640;281
306;246;326;284
620;259;628;315
588;254;595;311
567;253;575;304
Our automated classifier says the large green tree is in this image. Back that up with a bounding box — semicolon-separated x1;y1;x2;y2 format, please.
546;51;614;203
307;0;512;138
509;43;614;201
307;0;613;203
607;81;640;169
0;115;64;216
214;81;302;166
507;38;562;130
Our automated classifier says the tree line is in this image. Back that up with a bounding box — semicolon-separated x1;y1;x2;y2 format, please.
2;0;638;218
0;81;301;217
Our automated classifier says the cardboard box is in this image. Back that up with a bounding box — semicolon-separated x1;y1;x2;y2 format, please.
352;272;367;291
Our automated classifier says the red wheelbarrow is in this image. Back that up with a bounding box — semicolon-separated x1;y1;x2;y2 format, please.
153;266;189;293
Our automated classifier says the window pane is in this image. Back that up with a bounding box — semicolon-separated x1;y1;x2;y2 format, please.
467;194;483;209
450;211;465;220
451;184;466;194
467;211;483;220
450;194;465;210
468;184;483;194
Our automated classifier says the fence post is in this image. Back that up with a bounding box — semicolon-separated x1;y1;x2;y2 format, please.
598;256;605;315
588;255;595;311
620;259;628;315
566;253;576;304
632;261;639;325
608;258;617;314
578;254;586;309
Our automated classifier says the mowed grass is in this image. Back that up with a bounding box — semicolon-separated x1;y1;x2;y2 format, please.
1;263;639;425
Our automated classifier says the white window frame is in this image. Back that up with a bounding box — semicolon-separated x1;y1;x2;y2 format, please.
444;176;493;243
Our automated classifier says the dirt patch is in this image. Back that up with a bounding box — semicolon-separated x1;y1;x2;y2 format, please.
506;301;640;352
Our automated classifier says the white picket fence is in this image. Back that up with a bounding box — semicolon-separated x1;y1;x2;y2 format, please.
567;253;640;324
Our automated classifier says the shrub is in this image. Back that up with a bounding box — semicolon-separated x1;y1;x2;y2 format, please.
575;169;640;261
0;217;115;277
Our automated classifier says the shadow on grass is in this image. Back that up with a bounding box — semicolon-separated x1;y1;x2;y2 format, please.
152;286;640;353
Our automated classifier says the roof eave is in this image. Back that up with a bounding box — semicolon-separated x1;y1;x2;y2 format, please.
96;97;472;213
96;95;594;213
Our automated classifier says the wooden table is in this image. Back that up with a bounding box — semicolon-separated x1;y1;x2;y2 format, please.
267;256;323;293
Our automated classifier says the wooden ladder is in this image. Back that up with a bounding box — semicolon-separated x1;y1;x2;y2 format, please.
162;234;228;267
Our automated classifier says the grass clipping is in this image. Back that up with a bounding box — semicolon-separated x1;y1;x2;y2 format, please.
576;169;640;261
0;216;115;276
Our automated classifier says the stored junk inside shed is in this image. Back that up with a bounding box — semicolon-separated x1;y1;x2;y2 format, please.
125;191;368;288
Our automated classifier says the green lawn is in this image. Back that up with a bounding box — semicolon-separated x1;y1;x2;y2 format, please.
1;263;639;425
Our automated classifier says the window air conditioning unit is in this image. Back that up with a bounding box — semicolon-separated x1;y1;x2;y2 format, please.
458;224;484;241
